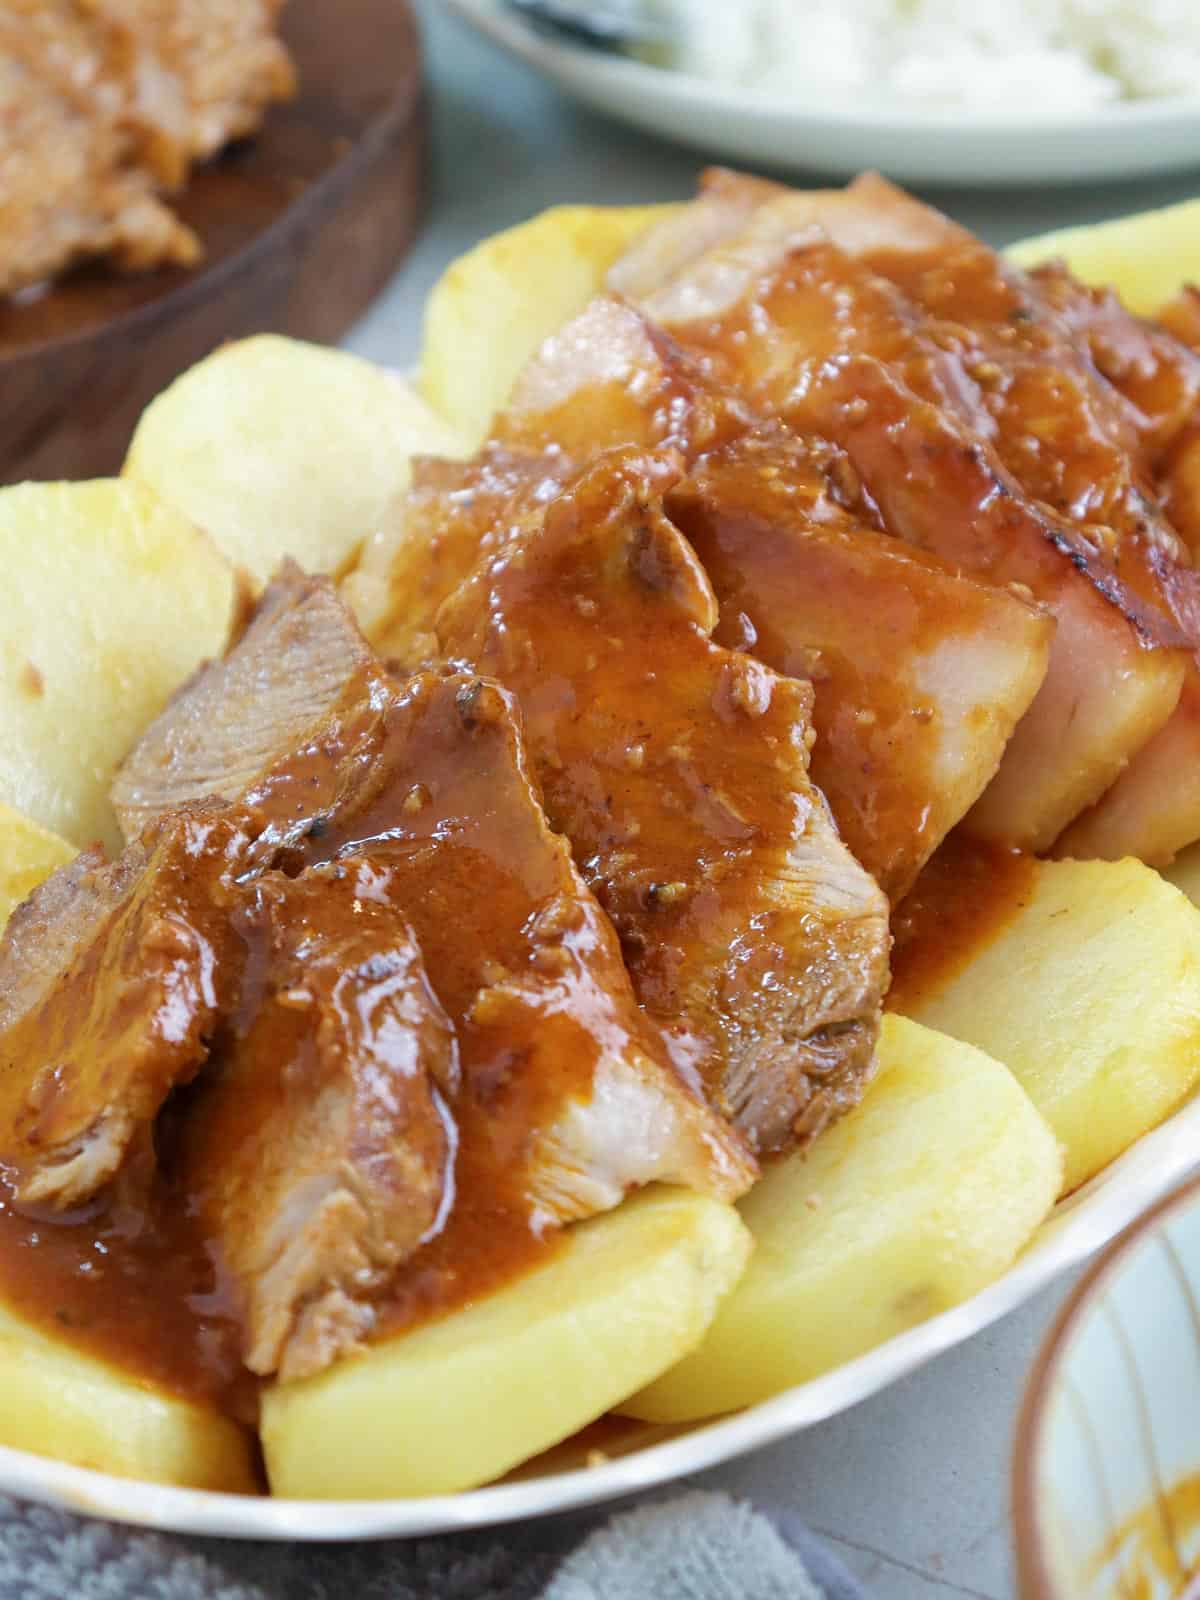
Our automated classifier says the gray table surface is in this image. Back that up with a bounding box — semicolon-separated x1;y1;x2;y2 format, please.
343;7;1200;1593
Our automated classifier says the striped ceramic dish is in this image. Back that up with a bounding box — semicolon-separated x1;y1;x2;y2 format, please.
1015;1173;1200;1598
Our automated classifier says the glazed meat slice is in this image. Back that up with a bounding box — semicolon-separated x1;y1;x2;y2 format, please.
668;434;1053;899
113;562;378;845
375;296;1051;899
0;805;253;1209
120;575;755;1217
438;448;891;1154
782;175;1200;867
181;865;458;1381
296;669;756;1216
619;188;1188;851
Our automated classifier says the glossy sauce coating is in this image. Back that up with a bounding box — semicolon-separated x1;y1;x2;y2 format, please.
888;832;1037;1013
438;446;890;1154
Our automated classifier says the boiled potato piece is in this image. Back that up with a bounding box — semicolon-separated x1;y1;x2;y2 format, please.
261;1187;751;1499
1007;198;1200;314
0;1296;255;1490
418;203;674;447
0;803;75;931
623;1017;1059;1423
125;335;468;586
894;859;1200;1193
0;480;236;852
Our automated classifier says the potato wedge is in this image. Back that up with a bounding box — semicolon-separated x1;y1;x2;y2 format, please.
1006;198;1200;314
260;1187;751;1499
0;479;236;852
0;1295;255;1491
417;203;674;447
622;1017;1059;1423
0;803;75;932
894;858;1200;1193
125;335;469;587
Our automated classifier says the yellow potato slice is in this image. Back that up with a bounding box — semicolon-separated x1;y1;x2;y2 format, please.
0;803;75;931
417;203;674;447
0;1296;255;1491
894;858;1200;1193
261;1187;751;1499
0;480;236;852
125;334;468;587
1007;198;1200;314
623;1016;1060;1424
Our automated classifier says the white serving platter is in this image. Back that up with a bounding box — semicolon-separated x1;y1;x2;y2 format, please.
4;1085;1198;1539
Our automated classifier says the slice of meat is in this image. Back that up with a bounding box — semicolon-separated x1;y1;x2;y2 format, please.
0;805;253;1209
119;576;755;1218
404;296;1052;899
784;175;1200;867
437;448;891;1154
113;561;376;845
181;864;458;1381
668;434;1054;900
620;193;1189;850
295;668;756;1213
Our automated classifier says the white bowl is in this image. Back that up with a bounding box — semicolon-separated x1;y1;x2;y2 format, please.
1015;1172;1200;1597
445;0;1200;186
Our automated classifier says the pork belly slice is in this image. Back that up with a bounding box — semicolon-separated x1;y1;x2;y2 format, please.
0;806;253;1209
113;561;379;846
668;436;1053;900
181;866;458;1381
296;668;756;1215
799;175;1200;867
619;197;1188;851
437;448;891;1154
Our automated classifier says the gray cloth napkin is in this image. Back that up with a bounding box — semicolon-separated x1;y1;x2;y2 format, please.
0;1488;867;1599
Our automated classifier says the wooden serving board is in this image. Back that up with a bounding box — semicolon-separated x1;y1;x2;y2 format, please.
0;0;427;486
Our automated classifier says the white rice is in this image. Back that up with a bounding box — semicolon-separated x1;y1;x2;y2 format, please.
661;0;1200;116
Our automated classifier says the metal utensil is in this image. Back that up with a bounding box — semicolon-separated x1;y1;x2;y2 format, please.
504;0;674;54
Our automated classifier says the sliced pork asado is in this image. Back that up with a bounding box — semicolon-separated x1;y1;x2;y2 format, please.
0;804;254;1209
615;179;1190;853
772;173;1200;868
113;573;753;1339
113;560;378;846
288;666;756;1221
180;866;459;1381
437;447;891;1154
372;296;1051;901
667;434;1053;899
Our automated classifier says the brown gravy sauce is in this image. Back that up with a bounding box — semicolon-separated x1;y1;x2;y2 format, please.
1091;1470;1200;1597
888;832;1037;1012
0;1170;252;1415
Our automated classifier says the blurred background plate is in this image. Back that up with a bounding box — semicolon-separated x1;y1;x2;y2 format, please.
0;0;427;486
445;0;1200;188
